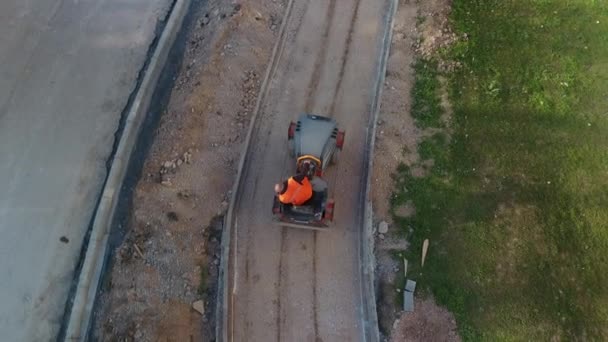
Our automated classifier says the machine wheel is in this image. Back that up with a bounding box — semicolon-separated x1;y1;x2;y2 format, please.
331;147;340;164
288;139;295;157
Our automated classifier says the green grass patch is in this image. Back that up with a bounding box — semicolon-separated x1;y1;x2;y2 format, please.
396;0;608;340
412;59;445;128
390;250;409;308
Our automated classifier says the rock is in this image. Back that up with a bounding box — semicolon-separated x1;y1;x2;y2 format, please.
177;190;191;199
163;161;173;169
177;159;183;166
379;234;385;240
232;3;242;15
378;221;389;234
200;16;210;26
192;300;205;315
183;151;192;164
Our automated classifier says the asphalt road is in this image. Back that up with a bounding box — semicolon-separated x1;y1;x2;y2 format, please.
228;0;389;340
0;0;171;340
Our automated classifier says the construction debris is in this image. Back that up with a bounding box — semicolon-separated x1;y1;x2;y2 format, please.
422;238;429;267
192;300;205;315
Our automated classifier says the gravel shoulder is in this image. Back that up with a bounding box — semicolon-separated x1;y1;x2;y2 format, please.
92;0;285;340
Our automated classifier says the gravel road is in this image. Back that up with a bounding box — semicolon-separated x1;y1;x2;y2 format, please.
226;0;392;340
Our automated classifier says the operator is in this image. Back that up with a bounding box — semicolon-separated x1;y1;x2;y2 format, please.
274;173;313;206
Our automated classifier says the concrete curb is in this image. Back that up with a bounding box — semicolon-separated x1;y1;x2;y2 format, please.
359;0;398;341
215;0;296;340
62;0;191;340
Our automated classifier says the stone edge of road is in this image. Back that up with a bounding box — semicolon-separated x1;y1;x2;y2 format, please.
359;0;398;341
62;0;191;340
215;0;296;340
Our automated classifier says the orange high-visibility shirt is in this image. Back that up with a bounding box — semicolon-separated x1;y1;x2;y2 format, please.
279;176;313;206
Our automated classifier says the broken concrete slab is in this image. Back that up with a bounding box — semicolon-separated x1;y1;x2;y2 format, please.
403;291;414;312
192;300;205;315
405;279;416;293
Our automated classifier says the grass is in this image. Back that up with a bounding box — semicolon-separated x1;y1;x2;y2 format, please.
412;59;444;128
389;250;409;308
395;0;608;340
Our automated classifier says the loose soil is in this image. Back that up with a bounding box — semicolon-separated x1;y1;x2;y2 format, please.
92;0;285;340
390;297;460;342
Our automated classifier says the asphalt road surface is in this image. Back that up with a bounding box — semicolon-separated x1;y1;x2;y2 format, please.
0;0;171;340
228;0;390;340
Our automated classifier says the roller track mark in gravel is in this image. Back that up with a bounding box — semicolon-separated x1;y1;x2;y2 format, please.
264;0;310;113
225;0;393;339
289;0;312;63
328;0;362;116
312;231;319;341
276;227;287;342
304;0;337;112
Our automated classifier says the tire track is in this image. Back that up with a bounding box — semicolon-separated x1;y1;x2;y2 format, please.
328;0;362;116
263;0;311;114
312;231;319;341
222;0;298;338
304;0;337;112
276;227;287;342
226;0;392;338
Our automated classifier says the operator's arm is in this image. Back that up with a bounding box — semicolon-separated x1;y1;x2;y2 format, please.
279;180;289;194
292;174;306;184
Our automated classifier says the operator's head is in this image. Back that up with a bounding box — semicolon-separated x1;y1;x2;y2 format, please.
274;183;284;194
301;161;310;172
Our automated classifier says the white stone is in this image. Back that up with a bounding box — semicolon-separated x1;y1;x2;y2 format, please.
378;221;389;234
192;300;205;315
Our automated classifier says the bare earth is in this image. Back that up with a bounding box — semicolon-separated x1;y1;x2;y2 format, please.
93;0;285;340
390;297;460;342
